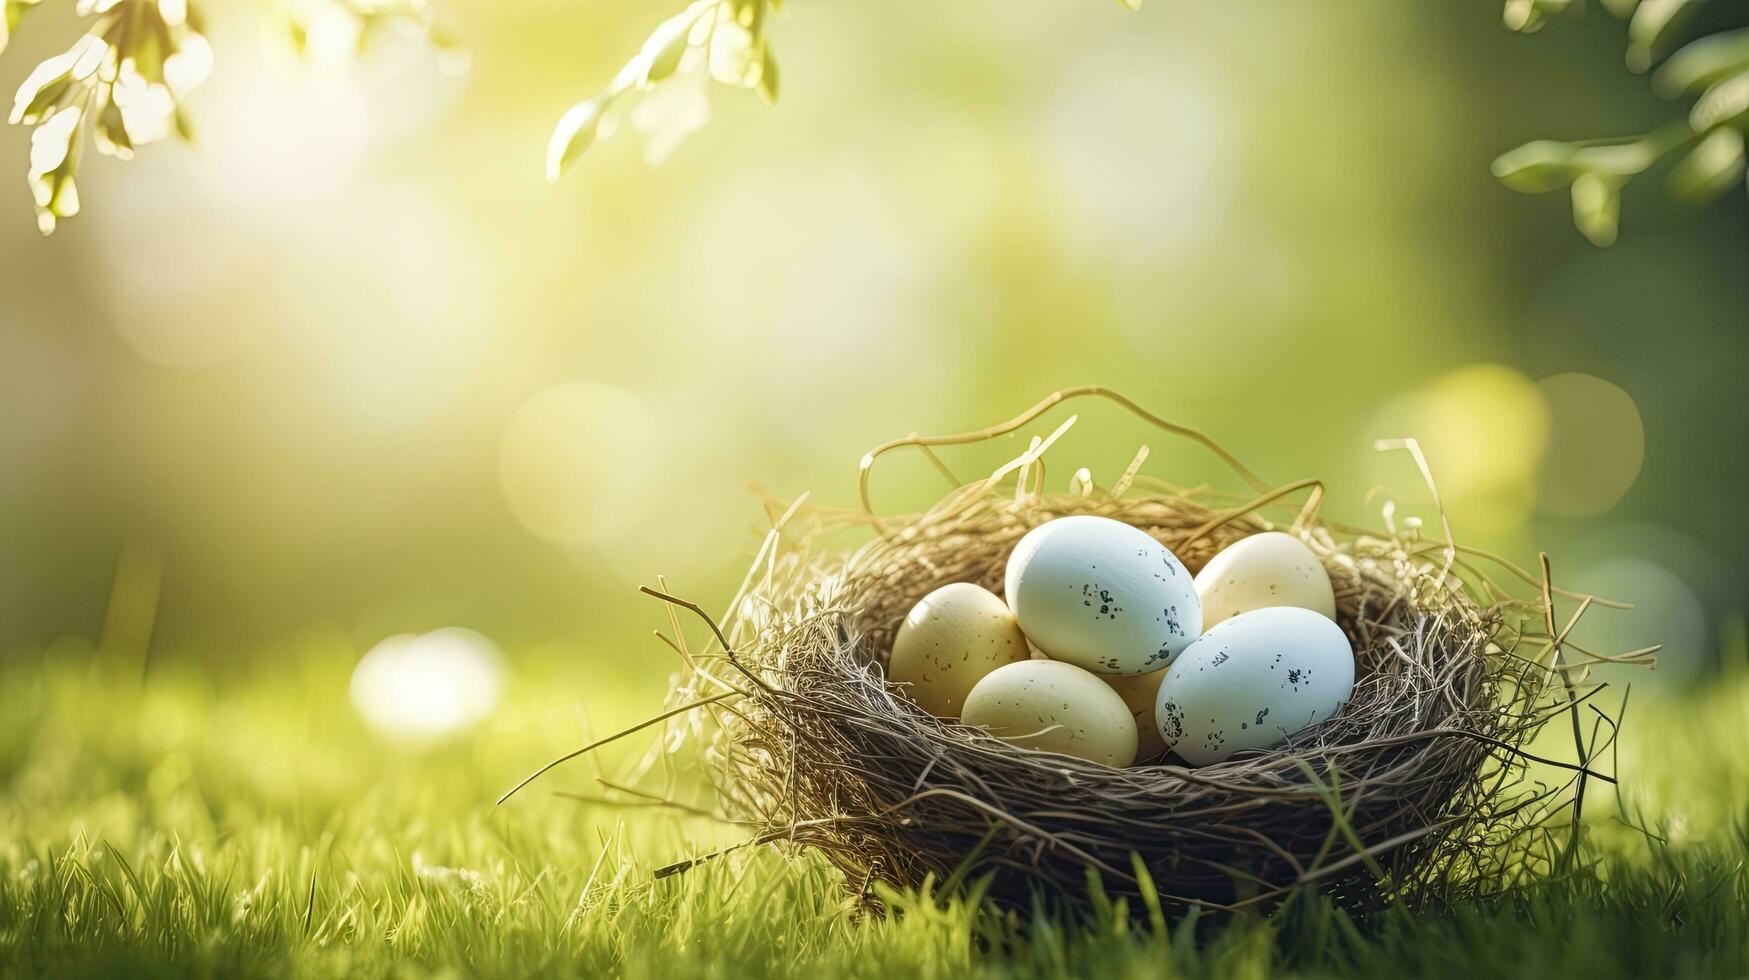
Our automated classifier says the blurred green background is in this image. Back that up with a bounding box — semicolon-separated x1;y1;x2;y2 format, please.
0;0;1745;706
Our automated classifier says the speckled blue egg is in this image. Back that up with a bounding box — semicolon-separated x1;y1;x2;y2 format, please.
1003;515;1200;675
1154;605;1355;765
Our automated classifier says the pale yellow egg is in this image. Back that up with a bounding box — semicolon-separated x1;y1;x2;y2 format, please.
888;582;1031;718
1193;531;1336;631
962;660;1137;767
1103;668;1168;762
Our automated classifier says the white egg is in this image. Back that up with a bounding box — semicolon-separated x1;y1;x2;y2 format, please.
1194;531;1337;630
888;582;1032;718
962;660;1137;767
1155;606;1354;765
1004;515;1200;675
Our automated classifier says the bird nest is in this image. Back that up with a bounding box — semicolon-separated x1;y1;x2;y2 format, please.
506;388;1639;913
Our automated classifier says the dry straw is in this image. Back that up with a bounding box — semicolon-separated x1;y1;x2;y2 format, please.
502;387;1652;913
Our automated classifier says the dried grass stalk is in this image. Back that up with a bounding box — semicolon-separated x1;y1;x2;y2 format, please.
513;388;1638;913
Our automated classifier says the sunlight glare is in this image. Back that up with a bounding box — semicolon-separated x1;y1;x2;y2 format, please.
497;383;663;547
1568;555;1708;688
1039;44;1235;264
350;627;505;740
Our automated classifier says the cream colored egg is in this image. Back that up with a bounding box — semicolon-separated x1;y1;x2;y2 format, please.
888;582;1031;718
1004;515;1200;675
1156;606;1355;766
962;660;1137;767
1193;531;1336;631
1103;669;1168;761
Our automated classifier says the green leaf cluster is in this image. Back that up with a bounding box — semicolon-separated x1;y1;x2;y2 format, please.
0;0;452;234
1494;2;1749;246
546;0;784;182
5;1;211;234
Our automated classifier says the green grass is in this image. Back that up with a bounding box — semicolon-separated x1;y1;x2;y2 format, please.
1;641;1746;978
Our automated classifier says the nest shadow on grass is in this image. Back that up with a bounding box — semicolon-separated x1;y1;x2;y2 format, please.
503;387;1652;914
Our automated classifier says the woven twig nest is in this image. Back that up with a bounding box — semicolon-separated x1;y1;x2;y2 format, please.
564;389;1632;913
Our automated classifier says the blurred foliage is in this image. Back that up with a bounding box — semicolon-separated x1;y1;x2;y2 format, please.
1495;0;1749;245
0;0;452;234
0;0;1743;677
547;0;781;179
6;0;211;234
6;0;1747;242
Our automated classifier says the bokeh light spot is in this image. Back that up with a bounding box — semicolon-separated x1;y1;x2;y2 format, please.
1039;46;1235;263
196;39;372;212
1368;364;1550;535
673;161;960;450
1112;221;1299;367
1536;372;1645;518
1567;556;1709;688
276;184;500;431
350;627;504;740
497;383;662;547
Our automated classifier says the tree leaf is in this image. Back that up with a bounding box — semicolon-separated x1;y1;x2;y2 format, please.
133;11;169;84
94;96;132;159
1653;27;1749;96
641;7;699;86
28;102;82;235
1626;0;1696;72
729;0;765;34
1667;125;1746;200
14;71;73;124
1690;69;1749;132
546;98;603;182
1;0;46;54
707;11;760;88
758;44;779;103
1503;0;1578;34
172;105;195;143
1503;0;1545;34
1571;173;1621;246
1572;138;1662;177
3;1;26;54
1491;140;1581;192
